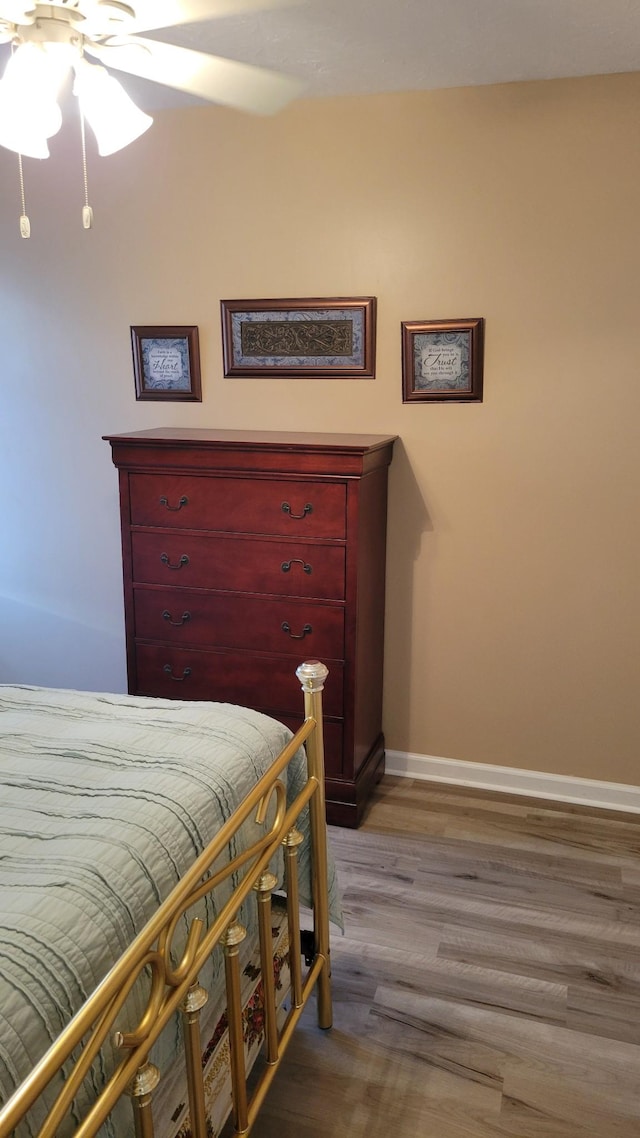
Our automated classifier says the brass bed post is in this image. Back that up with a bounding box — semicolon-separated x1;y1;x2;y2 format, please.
127;1060;160;1138
221;919;249;1135
253;871;280;1065
180;981;209;1138
296;661;333;1030
282;826;304;1008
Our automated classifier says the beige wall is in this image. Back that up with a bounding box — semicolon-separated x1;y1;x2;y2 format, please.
1;72;638;784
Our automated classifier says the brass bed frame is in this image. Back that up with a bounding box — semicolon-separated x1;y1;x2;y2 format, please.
0;661;333;1138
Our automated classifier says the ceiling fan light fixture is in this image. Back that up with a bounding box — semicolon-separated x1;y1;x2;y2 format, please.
0;42;64;156
2;40;66;100
40;39;83;87
0;87;57;157
0;111;50;157
73;57;153;156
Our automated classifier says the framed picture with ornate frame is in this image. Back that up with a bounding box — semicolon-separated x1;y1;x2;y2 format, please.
220;297;376;378
401;317;484;403
131;325;202;402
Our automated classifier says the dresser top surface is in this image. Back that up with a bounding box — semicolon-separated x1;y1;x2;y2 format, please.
104;428;397;453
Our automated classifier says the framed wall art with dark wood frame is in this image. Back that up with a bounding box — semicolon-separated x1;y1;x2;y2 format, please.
401;317;484;403
131;325;202;402
220;297;376;378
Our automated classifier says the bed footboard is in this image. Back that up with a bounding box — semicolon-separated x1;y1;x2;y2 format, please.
0;661;333;1138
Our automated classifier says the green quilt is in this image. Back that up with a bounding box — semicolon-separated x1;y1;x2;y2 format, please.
0;685;340;1137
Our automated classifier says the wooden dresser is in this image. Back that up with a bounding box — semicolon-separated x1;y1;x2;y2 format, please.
105;429;396;827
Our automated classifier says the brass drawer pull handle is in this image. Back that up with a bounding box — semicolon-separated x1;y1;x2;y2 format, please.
160;553;190;570
163;664;192;681
281;559;312;575
159;495;188;511
281;502;313;520
162;610;192;627
282;621;312;640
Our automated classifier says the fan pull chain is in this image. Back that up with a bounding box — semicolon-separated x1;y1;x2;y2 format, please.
18;153;30;239
80;109;93;230
9;44;30;239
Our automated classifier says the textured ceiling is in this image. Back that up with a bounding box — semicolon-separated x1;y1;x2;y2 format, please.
0;0;639;111
131;0;640;109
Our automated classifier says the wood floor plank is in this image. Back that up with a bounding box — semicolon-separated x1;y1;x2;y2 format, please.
373;987;640;1105
439;923;640;1002
251;778;640;1137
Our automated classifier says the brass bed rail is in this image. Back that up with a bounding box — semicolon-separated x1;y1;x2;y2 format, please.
0;660;333;1138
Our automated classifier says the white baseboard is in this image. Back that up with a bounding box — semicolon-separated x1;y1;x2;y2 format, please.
385;749;640;814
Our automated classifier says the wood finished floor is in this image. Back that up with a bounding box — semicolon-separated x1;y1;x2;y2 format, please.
251;777;640;1137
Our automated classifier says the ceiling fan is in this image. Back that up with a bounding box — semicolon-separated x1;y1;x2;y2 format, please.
0;1;302;234
0;1;303;122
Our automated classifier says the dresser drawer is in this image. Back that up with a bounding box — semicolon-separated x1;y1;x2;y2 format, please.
129;474;346;538
134;645;344;718
133;587;345;658
131;532;346;600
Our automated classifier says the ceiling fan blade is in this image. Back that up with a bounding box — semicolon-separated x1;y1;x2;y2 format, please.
87;37;303;114
0;2;35;22
118;0;295;36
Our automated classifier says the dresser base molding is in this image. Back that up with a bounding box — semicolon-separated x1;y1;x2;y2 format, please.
385;750;640;814
325;734;386;827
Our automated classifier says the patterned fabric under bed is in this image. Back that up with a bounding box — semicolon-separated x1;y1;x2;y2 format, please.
156;898;292;1138
0;685;340;1138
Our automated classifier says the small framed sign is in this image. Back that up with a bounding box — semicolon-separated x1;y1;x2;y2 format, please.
401;317;484;403
131;325;202;402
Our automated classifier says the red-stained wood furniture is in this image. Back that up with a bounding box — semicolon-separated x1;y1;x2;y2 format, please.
105;429;396;826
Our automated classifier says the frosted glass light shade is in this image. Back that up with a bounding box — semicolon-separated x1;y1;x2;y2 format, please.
74;61;152;156
0;112;50;157
0;43;63;157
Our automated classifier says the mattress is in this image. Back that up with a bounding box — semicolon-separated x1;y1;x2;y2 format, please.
0;684;340;1137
